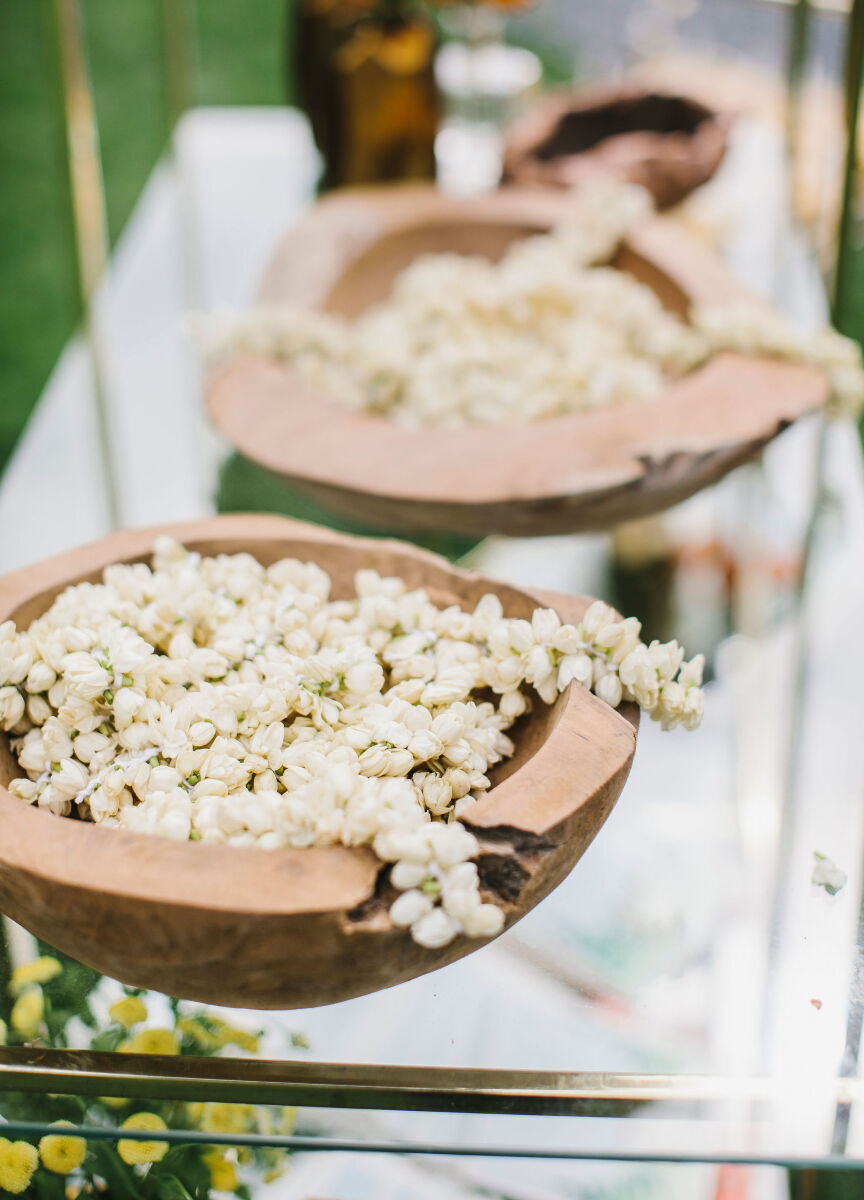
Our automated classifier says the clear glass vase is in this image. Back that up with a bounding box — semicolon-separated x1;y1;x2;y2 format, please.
433;3;542;194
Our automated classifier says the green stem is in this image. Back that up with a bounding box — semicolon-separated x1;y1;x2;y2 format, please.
833;0;864;326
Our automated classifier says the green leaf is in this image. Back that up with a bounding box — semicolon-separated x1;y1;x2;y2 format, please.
29;1170;68;1200
89;1141;147;1200
151;1174;195;1200
90;1026;128;1052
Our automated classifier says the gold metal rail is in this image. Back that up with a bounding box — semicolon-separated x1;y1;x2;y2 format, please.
0;1046;858;1113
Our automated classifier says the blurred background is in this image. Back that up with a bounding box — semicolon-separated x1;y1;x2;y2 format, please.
1;0;861;476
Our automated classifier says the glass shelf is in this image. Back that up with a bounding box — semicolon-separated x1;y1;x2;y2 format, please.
2;412;864;1177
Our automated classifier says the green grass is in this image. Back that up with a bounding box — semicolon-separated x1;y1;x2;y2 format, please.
0;0;289;472
0;1;78;464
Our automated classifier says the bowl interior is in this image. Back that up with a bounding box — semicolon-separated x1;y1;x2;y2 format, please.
0;535;566;801
319;213;690;322
536;93;714;161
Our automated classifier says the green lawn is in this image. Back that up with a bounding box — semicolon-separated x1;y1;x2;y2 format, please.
0;0;289;471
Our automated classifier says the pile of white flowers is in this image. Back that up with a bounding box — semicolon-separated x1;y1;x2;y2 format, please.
0;540;704;949
203;182;864;425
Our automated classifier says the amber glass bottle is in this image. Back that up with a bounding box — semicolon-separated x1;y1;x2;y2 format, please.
294;0;440;189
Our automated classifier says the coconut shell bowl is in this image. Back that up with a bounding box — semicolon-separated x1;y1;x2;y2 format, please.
0;515;638;1009
207;185;827;540
502;83;729;208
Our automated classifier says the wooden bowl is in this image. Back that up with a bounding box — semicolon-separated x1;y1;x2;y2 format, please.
207;186;828;539
502;83;729;208
0;514;638;1009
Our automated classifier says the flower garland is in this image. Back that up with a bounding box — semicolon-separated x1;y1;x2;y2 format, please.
199;182;864;424
1;540;703;949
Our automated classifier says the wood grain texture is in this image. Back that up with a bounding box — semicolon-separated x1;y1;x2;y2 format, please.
501;83;729;208
0;515;638;1009
207;185;828;538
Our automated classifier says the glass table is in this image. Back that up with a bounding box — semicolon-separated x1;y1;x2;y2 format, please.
0;106;862;1197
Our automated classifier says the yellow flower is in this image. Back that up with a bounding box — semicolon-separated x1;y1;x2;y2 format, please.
198;1102;255;1134
203;1150;238;1192
208;1016;260;1054
177;1016;220;1051
39;1122;87;1174
0;1018;7;1045
178;1015;260;1054
116;1112;168;1165
224;1027;260;1054
0;1137;39;1194
10;986;44;1036
108;996;148;1029
11;956;62;994
122;1028;179;1056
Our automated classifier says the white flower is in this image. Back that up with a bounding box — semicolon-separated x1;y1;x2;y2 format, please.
106;627;153;675
681;687;704;731
619;646;661;711
531;608;560;643
18;729;48;774
525;644;555;690
581;601;614;638
24;661;56;694
595;673;623;708
389;890;434;928
51;758;90;801
27;695;52;725
408;731;443;762
426;821;478;868
9;778;37;804
506;620;535;654
0;686;25;730
558;653;593;690
411;908;461;948
72;731;112;764
62;652;111;700
42;719;75;762
390;861;428;890
462;903;505;939
679;654;705;690
648;640;684;683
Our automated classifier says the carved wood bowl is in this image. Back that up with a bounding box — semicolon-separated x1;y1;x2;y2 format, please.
502;84;729;208
207;186;828;539
0;514;638;1009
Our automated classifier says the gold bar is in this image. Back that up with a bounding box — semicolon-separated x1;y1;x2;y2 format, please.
159;0;198;131
0;1045;850;1113
51;0;121;528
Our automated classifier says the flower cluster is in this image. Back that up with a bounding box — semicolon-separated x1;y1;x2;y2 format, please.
1;540;703;948
201;181;864;426
0;952;298;1196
